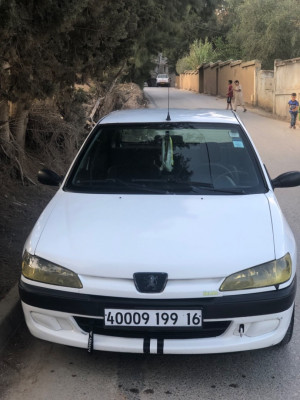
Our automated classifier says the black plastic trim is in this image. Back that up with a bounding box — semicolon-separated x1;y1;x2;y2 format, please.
157;339;164;354
74;317;230;339
143;338;150;354
19;277;296;320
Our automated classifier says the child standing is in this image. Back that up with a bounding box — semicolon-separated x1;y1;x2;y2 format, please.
233;80;247;112
288;93;299;129
226;80;233;110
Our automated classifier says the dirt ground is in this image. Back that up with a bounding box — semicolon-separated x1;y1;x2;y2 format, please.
0;172;56;300
0;82;146;300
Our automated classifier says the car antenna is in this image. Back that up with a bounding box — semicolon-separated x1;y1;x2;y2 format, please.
166;85;171;121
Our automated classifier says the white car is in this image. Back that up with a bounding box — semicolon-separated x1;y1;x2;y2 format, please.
20;108;300;355
156;74;170;87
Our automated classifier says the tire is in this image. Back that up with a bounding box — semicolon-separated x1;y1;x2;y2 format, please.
278;307;294;346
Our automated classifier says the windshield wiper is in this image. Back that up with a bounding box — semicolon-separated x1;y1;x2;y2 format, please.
162;179;245;195
189;185;246;195
73;178;245;195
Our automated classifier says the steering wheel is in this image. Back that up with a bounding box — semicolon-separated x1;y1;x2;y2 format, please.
213;169;249;187
209;163;232;174
198;163;236;187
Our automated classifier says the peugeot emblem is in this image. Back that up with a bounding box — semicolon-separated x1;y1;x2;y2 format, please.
133;272;168;293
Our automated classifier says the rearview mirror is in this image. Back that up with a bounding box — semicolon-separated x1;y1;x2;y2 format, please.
271;171;300;189
38;169;63;186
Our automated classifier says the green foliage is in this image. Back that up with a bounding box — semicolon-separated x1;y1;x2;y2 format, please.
176;56;194;74
0;0;90;103
176;38;219;73
2;0;298;108
176;0;300;69
163;0;219;70
218;0;300;68
1;0;217;102
213;36;241;62
0;0;219;112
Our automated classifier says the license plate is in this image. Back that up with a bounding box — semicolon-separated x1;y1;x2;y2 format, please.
104;309;202;327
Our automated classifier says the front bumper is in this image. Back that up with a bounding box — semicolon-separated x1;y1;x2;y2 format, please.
19;279;296;354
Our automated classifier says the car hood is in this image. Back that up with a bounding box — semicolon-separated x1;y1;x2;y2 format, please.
33;192;275;279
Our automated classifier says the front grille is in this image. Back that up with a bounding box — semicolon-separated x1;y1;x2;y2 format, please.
74;316;231;339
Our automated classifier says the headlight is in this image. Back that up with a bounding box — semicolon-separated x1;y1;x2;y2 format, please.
22;251;83;288
219;253;292;291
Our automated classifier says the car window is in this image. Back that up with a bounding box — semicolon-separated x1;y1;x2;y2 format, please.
65;123;267;195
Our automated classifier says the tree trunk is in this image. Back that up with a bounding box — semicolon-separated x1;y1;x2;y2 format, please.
10;101;30;150
0;99;11;147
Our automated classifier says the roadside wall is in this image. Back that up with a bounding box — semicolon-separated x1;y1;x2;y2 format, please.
176;70;199;92
217;60;261;105
203;62;218;95
177;59;261;104
273;58;300;118
176;57;300;119
257;70;274;112
217;60;234;97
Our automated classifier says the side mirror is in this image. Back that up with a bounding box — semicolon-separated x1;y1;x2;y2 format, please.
271;171;300;189
38;169;63;186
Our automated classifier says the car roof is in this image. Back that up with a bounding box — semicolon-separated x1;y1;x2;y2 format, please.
99;108;239;125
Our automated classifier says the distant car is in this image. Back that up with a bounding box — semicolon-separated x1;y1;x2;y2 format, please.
156;74;170;87
20;108;300;354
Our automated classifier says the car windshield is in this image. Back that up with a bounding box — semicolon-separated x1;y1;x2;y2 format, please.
65;123;267;195
157;74;168;78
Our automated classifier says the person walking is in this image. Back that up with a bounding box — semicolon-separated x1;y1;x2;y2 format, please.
288;93;299;129
226;80;233;110
233;80;247;112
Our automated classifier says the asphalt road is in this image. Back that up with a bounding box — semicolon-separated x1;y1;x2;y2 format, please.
1;87;300;400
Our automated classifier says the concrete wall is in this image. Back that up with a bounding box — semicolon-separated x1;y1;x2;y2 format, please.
176;57;300;119
175;71;199;92
237;60;261;105
215;60;261;105
257;70;274;112
203;63;218;95
273;58;300;118
218;61;234;97
178;59;261;105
